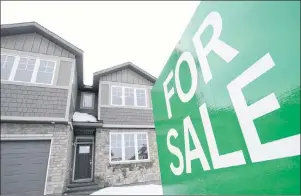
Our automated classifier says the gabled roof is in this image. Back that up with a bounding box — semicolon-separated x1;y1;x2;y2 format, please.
92;62;157;89
1;22;85;88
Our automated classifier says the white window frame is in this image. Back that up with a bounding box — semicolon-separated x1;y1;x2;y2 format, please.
110;85;148;108
81;92;94;109
109;132;150;164
1;52;56;85
1;53;18;80
135;88;147;107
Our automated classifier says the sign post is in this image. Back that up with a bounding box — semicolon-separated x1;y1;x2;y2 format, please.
151;1;300;194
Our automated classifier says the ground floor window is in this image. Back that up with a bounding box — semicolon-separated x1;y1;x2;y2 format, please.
110;132;149;163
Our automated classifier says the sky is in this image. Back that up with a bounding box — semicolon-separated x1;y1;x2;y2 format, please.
1;1;200;85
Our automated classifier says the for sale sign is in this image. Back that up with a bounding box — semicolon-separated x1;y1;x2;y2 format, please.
151;1;300;195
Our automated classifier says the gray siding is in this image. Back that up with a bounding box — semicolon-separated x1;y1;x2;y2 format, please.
1;83;68;118
1;33;75;58
99;68;153;85
76;90;98;117
99;107;154;125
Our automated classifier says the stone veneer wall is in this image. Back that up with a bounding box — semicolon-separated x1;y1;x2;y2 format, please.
94;129;161;187
0;123;73;195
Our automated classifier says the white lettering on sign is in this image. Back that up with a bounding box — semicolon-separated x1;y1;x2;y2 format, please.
163;71;175;119
184;116;210;173
163;10;301;176
199;103;246;169
227;53;301;163
167;128;184;175
175;52;198;103
192;11;239;84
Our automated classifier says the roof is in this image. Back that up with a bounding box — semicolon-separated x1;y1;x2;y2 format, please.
1;22;85;88
92;62;157;89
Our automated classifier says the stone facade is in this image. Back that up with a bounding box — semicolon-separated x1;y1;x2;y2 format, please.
94;129;161;187
0;123;73;195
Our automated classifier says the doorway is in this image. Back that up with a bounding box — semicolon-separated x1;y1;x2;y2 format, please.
72;136;94;182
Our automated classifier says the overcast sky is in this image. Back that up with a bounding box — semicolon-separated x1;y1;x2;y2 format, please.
1;1;200;85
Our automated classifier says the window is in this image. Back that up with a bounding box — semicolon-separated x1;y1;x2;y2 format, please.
1;54;16;80
81;93;94;108
14;57;36;82
112;86;122;105
124;87;134;106
36;60;55;84
110;132;149;163
1;53;56;85
136;89;147;107
111;86;147;107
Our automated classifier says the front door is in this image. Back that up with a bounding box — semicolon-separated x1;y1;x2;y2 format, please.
74;143;93;181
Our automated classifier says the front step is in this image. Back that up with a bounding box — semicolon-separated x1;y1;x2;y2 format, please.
64;182;100;195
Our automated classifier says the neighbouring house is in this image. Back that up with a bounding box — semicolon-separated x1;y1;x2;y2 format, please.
0;22;161;196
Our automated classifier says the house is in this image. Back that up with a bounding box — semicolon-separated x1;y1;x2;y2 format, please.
0;22;161;195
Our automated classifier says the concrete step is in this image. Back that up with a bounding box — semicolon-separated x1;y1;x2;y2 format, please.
64;183;100;194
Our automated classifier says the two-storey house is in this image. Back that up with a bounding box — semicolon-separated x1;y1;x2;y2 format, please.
0;22;161;196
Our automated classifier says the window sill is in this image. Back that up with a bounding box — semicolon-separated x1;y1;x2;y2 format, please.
109;159;151;165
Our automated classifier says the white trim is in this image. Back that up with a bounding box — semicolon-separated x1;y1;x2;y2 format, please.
110;85;148;108
109;132;150;164
1;116;68;122
7;53;20;81
0;134;53;140
103;124;155;128
0;80;69;89
99;80;153;89
1;52;57;86
31;58;40;83
44;138;53;195
135;88;148;107
34;58;57;85
99;105;153;110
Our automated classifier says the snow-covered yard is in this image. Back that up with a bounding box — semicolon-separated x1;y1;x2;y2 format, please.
91;184;163;195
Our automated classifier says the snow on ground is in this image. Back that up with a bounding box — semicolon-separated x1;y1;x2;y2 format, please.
73;112;97;122
91;184;163;195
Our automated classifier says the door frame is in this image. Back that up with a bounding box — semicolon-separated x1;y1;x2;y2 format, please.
72;136;94;182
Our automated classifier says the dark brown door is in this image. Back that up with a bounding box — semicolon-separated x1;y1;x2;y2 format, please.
74;144;92;180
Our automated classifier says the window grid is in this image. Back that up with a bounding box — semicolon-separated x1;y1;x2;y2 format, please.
111;86;147;107
1;53;56;85
82;93;93;108
110;132;149;163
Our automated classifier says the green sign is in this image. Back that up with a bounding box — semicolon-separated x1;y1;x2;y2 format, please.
151;1;300;195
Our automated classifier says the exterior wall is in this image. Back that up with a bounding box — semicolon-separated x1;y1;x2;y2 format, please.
1;38;76;120
1;33;75;58
99;67;153;85
98;81;154;125
0;123;74;195
1;83;68;118
94;129;161;187
100;107;154;125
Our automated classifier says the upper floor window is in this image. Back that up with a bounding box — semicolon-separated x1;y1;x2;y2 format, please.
81;92;94;109
111;86;147;107
1;54;16;80
1;53;56;85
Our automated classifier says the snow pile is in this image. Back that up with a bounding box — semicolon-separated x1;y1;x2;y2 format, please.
72;112;97;122
91;184;163;195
